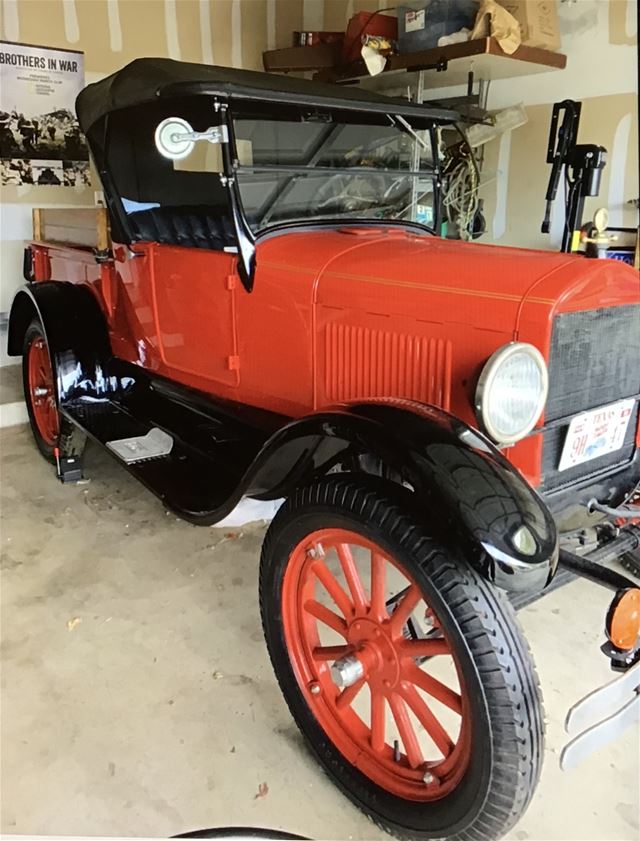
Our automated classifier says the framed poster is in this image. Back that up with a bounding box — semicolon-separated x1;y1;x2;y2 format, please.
0;40;90;186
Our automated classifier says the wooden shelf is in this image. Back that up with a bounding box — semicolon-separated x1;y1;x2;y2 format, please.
263;42;341;73
314;37;566;92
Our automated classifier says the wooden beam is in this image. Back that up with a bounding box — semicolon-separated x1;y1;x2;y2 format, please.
32;208;43;242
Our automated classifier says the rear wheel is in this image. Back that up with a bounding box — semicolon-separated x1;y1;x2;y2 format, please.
260;477;544;841
22;317;82;464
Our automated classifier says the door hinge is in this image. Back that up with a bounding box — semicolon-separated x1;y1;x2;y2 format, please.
227;355;240;371
226;274;238;290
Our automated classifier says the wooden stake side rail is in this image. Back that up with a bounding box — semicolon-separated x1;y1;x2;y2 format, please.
32;207;110;251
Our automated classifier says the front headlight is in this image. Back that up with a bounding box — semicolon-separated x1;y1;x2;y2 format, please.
475;343;548;445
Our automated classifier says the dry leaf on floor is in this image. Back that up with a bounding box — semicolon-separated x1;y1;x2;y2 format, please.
212;670;224;680
67;617;82;631
254;782;269;800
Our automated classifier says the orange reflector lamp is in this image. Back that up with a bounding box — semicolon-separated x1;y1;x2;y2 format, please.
606;588;640;651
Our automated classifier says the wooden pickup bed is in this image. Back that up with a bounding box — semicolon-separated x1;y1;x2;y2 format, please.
32;207;110;250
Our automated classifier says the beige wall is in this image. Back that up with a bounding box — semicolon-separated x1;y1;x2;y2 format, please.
478;0;638;248
1;0;637;313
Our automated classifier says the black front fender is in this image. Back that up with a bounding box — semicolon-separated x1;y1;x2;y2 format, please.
244;401;558;594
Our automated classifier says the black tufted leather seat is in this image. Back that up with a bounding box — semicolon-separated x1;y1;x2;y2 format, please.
127;205;234;251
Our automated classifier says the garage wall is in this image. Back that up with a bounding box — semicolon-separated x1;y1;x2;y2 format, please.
322;0;639;249
477;0;638;249
0;0;307;314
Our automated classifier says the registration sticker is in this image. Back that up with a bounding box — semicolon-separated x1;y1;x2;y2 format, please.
558;398;636;472
405;9;425;32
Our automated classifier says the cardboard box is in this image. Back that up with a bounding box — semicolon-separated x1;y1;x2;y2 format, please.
497;1;561;51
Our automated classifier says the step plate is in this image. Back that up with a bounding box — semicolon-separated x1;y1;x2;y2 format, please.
107;427;174;464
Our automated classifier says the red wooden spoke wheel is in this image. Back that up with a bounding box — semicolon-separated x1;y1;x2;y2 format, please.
282;528;471;800
261;478;544;841
21;318;71;464
26;332;59;446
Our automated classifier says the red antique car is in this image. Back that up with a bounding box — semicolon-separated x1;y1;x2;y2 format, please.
7;59;640;841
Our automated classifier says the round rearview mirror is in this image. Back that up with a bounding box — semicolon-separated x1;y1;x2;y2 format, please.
154;117;195;160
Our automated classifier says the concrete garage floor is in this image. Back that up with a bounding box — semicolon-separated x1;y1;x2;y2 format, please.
1;424;638;840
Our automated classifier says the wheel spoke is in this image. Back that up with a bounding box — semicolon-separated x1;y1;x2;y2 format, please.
400;682;454;758
398;637;450;658
370;552;387;620
404;662;462;715
304;599;348;637
336;543;367;613
370;689;386;752
389;692;423;768
311;558;354;619
388;585;421;635
312;644;351;661
336;676;365;710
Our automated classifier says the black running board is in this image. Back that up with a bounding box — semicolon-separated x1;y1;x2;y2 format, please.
57;351;292;525
62;398;257;518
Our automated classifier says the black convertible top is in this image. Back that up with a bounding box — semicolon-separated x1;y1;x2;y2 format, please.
76;57;458;133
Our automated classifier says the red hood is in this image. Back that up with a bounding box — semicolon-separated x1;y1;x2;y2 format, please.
258;227;639;335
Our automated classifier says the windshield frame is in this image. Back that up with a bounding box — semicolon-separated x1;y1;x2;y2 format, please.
227;106;443;240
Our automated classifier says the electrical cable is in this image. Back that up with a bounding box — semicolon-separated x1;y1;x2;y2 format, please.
441;125;480;240
588;499;640;520
442;154;478;240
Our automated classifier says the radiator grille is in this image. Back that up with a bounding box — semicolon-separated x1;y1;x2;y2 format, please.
324;324;452;409
546;305;640;422
541;304;640;492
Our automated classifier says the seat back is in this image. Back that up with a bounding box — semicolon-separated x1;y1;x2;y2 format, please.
127;204;234;250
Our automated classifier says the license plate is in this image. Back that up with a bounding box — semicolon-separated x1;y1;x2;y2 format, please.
558;398;636;472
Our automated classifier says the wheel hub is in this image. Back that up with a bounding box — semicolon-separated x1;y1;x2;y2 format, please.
27;333;59;446
331;654;364;689
338;617;401;690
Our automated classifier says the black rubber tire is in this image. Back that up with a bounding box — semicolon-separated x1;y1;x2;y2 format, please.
260;476;544;841
22;317;81;464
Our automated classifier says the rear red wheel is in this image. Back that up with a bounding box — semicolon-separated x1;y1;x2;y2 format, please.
27;333;59;445
261;477;544;841
22;318;60;461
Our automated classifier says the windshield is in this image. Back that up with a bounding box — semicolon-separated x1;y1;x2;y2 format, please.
232;114;437;234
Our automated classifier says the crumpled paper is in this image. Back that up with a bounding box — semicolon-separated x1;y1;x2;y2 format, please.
471;0;522;54
360;34;393;76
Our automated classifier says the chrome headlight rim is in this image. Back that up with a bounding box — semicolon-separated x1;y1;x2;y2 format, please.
475;342;549;446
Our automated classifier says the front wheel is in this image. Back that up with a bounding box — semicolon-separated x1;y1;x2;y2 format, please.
260;477;544;841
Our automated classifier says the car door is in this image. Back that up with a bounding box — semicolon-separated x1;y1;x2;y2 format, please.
141;140;240;388
150;244;240;388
